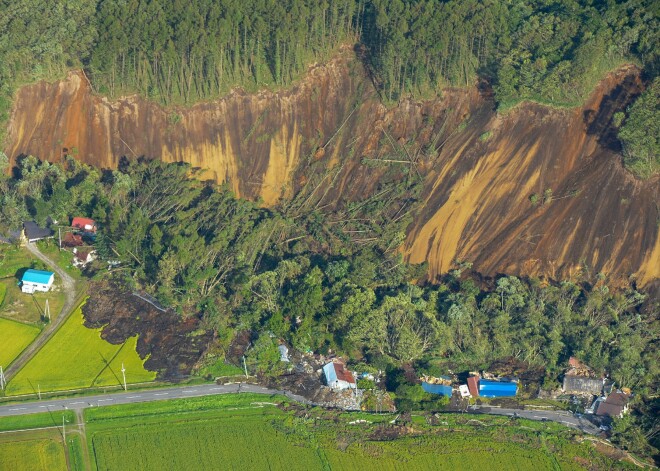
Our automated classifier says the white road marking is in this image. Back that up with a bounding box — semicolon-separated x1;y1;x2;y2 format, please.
127;396;141;399
69;402;85;405
153;393;168;396
182;390;197;394
9;408;26;411
97;399;113;402
209;388;223;391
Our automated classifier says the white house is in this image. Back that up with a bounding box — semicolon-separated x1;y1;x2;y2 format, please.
323;361;356;390
21;269;55;293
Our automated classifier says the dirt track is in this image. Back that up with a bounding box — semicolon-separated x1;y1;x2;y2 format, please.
4;243;80;380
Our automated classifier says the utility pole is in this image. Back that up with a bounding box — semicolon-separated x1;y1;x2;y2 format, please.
0;366;5;391
62;415;65;441
38;384;41;400
58;227;61;251
44;299;50;321
121;363;127;391
242;356;248;379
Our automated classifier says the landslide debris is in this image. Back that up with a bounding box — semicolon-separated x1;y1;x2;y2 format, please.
82;282;213;379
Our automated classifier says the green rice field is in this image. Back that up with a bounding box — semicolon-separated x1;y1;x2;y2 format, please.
0;393;635;471
0;318;40;368
0;435;66;471
83;394;634;471
6;304;156;396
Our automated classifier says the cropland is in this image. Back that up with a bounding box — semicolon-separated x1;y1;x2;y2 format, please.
6;304;156;396
0;318;39;368
0;393;637;470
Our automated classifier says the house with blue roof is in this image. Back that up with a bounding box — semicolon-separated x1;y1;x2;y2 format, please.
21;269;55;294
478;379;518;397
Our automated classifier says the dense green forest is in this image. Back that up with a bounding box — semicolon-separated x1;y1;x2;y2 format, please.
1;154;658;457
615;76;660;178
1;0;657;109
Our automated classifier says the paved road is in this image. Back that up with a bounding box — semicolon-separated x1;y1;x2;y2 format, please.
0;382;601;436
4;243;79;380
469;405;601;435
0;383;309;418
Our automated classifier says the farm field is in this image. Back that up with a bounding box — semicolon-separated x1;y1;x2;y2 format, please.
0;318;40;368
6;304;156;396
83;394;635;471
0;432;67;471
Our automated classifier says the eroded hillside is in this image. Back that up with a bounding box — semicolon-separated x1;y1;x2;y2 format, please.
4;49;659;287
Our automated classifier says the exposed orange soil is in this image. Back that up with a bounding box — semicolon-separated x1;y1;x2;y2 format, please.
4;51;658;287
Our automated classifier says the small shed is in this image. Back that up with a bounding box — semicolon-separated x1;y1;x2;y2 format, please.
478;379;517;398
21;269;55;293
23;221;54;243
323;362;356;390
421;382;453;396
71;217;97;233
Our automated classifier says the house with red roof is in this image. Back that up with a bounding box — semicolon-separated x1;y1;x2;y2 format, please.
71;217;97;234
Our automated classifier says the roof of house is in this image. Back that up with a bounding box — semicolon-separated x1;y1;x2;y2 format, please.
604;392;629;407
323;362;355;384
23;221;53;240
75;249;92;262
467;376;480;397
421;382;453;396
479;379;517;397
63;232;84;247
563;375;603;395
596;392;630;417
22;269;54;285
71;217;96;230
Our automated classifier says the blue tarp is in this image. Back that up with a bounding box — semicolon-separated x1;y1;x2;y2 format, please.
21;269;54;285
422;382;453;396
478;379;517;397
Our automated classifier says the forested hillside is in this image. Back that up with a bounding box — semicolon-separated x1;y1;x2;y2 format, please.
1;0;657;110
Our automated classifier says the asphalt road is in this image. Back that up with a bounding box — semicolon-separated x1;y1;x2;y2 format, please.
0;383;309;418
5;243;79;380
469;405;601;434
0;382;601;436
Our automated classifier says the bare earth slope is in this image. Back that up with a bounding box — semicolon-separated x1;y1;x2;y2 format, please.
4;50;659;287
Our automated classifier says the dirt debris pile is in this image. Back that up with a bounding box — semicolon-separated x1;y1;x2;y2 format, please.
82;282;213;379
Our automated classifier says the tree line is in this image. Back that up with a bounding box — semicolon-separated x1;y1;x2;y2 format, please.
1;1;657;110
